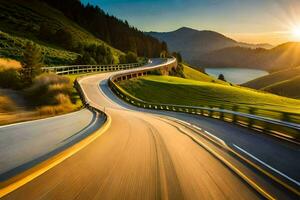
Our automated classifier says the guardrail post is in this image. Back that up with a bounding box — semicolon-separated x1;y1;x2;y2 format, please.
209;107;213;117
248;107;256;128
219;106;225;120
281;112;291;122
232;105;238;123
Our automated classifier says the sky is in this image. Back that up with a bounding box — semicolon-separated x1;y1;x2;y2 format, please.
81;0;300;45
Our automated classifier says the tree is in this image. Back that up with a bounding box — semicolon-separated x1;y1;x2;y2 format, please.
39;23;54;41
54;28;76;50
126;51;137;63
20;42;43;86
119;54;127;64
218;74;226;81
75;52;97;65
41;0;164;57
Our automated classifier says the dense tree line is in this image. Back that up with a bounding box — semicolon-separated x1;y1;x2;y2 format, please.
40;0;166;58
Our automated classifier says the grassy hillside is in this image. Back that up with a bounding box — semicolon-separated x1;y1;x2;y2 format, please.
118;75;300;121
243;67;300;89
182;64;228;84
262;76;300;99
242;67;300;98
0;0;122;65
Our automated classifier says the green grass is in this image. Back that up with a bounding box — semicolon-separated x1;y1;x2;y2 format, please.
0;31;78;65
0;0;123;65
182;64;228;84
118;75;300;122
242;67;300;99
262;76;300;99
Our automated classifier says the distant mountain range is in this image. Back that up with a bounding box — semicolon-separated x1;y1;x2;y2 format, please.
147;27;300;71
147;27;273;62
197;42;300;71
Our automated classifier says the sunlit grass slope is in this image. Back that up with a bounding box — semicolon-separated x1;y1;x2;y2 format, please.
118;75;300;121
242;67;300;99
182;64;228;84
262;76;300;99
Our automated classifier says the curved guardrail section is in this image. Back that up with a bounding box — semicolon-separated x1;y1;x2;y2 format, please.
108;59;300;143
42;62;146;75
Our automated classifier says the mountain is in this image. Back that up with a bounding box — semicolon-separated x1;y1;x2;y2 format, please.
242;67;300;98
147;27;273;64
197;42;300;71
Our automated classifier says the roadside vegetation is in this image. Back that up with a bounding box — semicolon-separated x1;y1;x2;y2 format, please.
0;43;81;125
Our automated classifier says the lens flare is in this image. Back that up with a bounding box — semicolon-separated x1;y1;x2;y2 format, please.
292;27;300;39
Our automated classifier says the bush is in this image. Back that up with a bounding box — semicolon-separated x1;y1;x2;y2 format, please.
0;95;17;112
75;52;97;65
169;63;185;78
119;51;138;64
119;54;127;64
25;73;72;106
0;69;22;89
37;94;75;115
54;28;77;50
126;51;138;63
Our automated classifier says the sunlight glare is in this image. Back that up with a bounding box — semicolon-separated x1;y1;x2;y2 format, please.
292;26;300;40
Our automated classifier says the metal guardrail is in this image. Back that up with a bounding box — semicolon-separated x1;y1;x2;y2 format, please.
74;79;106;120
108;59;300;143
42;62;146;75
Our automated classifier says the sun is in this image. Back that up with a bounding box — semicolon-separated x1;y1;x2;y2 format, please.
292;27;300;39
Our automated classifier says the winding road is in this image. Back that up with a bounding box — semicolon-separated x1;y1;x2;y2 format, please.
1;59;299;199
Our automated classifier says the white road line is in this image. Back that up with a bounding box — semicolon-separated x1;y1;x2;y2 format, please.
233;144;300;187
192;125;202;130
203;130;227;146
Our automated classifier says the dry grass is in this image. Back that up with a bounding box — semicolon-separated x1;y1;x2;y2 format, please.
37;94;77;115
0;73;82;125
0;58;21;70
0;95;17;112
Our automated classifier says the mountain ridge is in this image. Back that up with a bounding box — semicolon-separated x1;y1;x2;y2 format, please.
147;27;273;62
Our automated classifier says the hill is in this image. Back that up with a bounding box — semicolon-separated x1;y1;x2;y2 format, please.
182;63;228;84
262;76;300;99
0;0;122;65
0;0;165;65
197;42;300;71
242;67;300;98
41;0;165;57
147;27;273;64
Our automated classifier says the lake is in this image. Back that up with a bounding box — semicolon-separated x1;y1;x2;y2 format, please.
205;68;269;84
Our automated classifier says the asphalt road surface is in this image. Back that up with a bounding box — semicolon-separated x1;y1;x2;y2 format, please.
2;59;298;199
0;109;104;181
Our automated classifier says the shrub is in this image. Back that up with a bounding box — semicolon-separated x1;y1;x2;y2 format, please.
0;58;21;70
0;58;22;89
218;74;226;82
0;95;17;112
37;94;75;115
25;73;72;106
0;68;22;89
119;54;127;64
54;28;77;50
126;51;138;63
